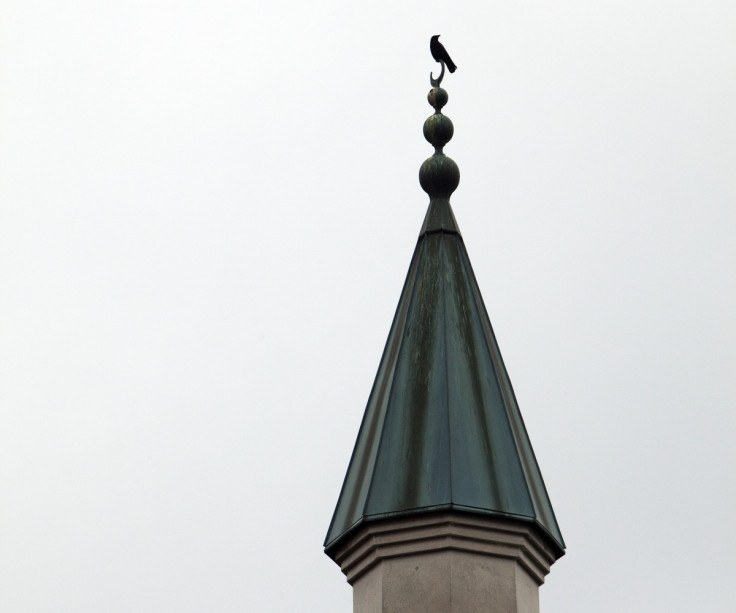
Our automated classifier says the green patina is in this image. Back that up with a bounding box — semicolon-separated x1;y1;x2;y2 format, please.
324;80;564;560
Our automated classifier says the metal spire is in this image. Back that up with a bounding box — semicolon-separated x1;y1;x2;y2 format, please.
325;48;565;562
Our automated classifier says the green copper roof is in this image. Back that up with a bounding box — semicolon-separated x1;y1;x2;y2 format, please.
325;77;564;559
324;203;565;557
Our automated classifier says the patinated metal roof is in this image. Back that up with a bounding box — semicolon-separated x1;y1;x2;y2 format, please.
325;76;564;559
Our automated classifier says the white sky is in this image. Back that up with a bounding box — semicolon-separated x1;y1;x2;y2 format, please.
1;1;734;611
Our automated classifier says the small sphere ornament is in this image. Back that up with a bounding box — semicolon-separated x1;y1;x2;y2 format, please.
428;87;449;111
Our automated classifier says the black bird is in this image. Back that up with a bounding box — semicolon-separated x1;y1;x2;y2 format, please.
430;35;457;73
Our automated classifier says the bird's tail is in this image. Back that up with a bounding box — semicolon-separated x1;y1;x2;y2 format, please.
447;60;457;73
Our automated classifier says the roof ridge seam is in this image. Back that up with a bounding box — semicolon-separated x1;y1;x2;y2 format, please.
462;244;538;519
441;236;454;504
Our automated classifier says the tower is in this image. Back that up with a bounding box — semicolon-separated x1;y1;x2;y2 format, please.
325;55;565;612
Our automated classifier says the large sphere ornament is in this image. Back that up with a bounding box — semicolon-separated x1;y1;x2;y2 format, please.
419;154;460;200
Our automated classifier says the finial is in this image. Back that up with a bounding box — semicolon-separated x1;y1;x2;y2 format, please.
419;38;460;206
430;61;445;88
419;37;460;233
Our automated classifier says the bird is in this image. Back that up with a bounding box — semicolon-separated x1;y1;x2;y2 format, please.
430;35;457;73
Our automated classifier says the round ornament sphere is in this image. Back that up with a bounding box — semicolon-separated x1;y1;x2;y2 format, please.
419;154;460;200
423;114;454;148
428;87;449;110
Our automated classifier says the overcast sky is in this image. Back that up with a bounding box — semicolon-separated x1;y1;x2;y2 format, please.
1;1;734;611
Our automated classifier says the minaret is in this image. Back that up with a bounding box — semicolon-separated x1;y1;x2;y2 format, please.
325;48;565;613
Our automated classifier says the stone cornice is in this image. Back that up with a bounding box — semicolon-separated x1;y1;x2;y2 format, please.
332;512;558;586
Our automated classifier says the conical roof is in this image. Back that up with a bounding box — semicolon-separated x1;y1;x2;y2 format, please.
325;77;564;559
